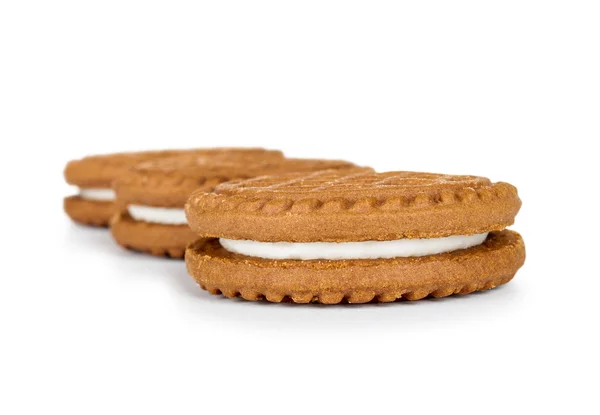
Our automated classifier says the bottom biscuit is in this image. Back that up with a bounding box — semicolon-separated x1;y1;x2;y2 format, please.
110;212;195;259
64;196;115;227
185;230;525;304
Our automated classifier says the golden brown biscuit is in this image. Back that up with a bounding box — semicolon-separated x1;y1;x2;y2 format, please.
110;212;194;258
184;170;526;303
186;231;525;303
64;148;283;226
186;170;522;242
112;156;369;258
63;196;115;227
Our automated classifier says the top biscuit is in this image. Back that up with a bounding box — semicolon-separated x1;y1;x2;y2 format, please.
115;155;367;208
64;148;284;188
185;170;521;242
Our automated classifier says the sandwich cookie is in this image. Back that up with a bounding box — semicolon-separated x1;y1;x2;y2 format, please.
185;170;525;303
112;156;367;258
64;148;283;226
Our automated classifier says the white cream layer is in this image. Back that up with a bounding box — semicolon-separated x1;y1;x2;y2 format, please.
79;188;116;201
219;233;489;260
128;205;188;225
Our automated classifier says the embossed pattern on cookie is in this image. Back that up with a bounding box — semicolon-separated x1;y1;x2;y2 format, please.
186;170;521;242
185;170;525;303
112;155;369;257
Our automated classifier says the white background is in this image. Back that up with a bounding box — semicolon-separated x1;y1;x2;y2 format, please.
1;1;599;414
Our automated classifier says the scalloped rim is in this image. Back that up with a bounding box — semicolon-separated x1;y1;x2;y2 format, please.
185;231;525;304
185;181;521;242
196;273;515;304
188;181;519;214
116;243;186;259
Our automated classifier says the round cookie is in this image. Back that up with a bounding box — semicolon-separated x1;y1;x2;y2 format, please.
112;156;369;258
186;231;524;303
64;196;116;227
64;148;283;226
186;171;522;242
184;170;525;303
110;215;194;258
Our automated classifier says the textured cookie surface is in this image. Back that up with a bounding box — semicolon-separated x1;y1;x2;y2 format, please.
65;148;284;188
110;212;195;258
186;170;522;242
64;196;115;227
116;156;367;208
185;230;525;304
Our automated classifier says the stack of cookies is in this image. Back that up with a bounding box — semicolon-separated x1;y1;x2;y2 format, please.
64;148;525;304
64;148;284;226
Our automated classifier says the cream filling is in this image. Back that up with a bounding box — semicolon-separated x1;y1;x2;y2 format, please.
79;188;116;201
219;233;489;260
128;205;188;225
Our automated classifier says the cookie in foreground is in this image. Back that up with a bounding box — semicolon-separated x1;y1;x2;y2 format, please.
63;148;283;226
112;156;368;258
184;170;526;303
